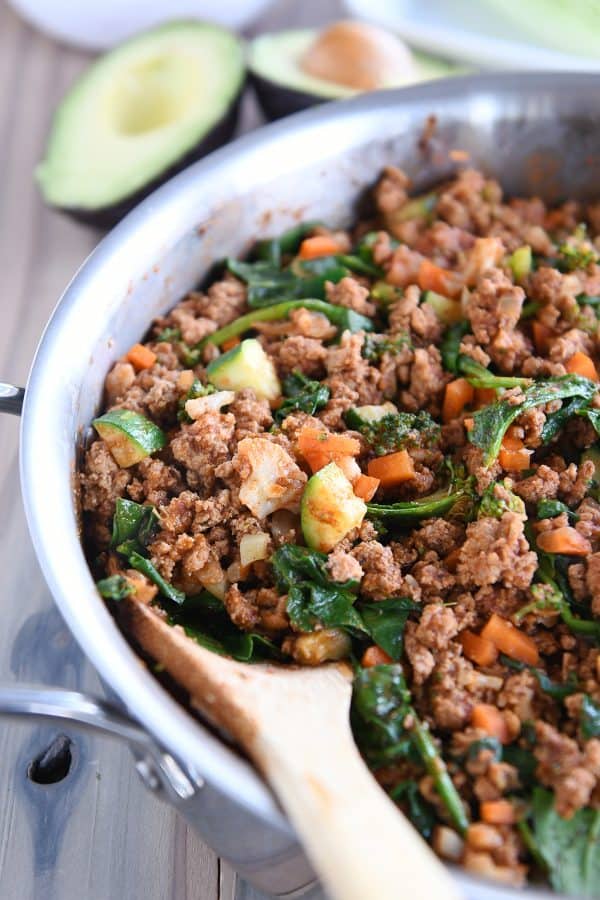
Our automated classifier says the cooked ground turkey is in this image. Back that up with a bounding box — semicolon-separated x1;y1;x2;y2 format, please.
82;166;600;891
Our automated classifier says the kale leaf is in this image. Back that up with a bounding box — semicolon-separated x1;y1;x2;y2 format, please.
351;664;469;833
274;371;330;423
581;695;600;739
469;375;597;464
530;787;600;896
96;574;134;601
348;410;440;456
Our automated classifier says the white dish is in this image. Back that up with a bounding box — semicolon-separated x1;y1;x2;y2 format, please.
343;0;600;71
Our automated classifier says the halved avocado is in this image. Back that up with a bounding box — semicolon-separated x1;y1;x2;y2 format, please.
36;21;245;227
249;24;461;121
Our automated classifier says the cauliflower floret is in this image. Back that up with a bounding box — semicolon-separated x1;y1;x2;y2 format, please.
234;438;307;519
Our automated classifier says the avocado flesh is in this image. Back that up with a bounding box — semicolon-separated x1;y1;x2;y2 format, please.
249;30;461;120
37;21;245;222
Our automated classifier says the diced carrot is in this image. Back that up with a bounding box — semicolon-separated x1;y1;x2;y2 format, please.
354;474;380;502
474;387;497;409
417;258;462;298
367;450;415;487
480;800;516;826
498;433;531;472
443;378;475;423
297;426;360;473
221;336;241;352
566;350;599;381
471;704;510;744
532;321;552;354
537;526;592;557
481;613;539;666
361;645;393;668
298;235;341;259
460;631;498;667
126;343;156;371
444;547;461;573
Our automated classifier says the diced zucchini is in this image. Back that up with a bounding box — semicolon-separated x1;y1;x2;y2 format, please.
206;338;281;403
508;245;532;282
421;290;463;324
344;402;398;430
93;408;166;467
301;462;366;552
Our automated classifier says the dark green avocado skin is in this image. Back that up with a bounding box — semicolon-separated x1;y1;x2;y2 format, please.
56;86;244;230
251;72;331;122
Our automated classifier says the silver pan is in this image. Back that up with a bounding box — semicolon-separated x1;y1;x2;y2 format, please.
1;72;595;900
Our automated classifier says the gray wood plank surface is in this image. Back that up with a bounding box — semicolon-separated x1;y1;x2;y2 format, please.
0;0;339;897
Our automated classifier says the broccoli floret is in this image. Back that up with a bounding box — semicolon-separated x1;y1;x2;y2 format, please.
479;480;525;519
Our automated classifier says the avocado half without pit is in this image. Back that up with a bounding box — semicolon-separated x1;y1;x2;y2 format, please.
36;21;245;227
248;20;460;121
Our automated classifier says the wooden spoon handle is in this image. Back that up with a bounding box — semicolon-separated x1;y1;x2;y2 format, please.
250;672;464;900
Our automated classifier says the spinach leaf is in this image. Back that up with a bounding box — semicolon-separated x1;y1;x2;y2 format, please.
127;552;186;605
359;597;419;660
274;371;330;423
440;321;471;373
470;375;597;464
111;498;160;552
197;298;374;349
580;407;600;437
169;591;281;662
535;669;579;701
530;787;600;896
271;544;364;633
537;498;578;521
347;410;440;456
542;395;591;444
577;292;600;309
466;736;502;762
390;781;437;839
367;486;473;523
351;664;469;834
96;574;134;601
518;550;600;641
337;253;382;278
456;355;531;389
502;744;538;784
227;254;350;308
581;695;600;739
255;222;320;266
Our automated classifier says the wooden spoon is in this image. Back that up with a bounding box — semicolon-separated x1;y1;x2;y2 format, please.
123;597;464;900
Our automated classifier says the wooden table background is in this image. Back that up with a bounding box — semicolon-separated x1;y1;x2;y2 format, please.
0;1;340;897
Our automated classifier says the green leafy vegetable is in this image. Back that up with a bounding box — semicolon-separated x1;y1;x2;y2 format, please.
96;574;134;601
469;375;597;464
457;355;531;389
466;736;502;762
542;395;593;444
361;333;411;362
111;498;160;551
155;326;182;343
347;410;440;456
177;378;216;422
580;407;600;437
127;552;185;605
337;253;382;278
537;498;578;521
367;485;473;523
530;787;600;896
390;781;437;839
360;598;419;660
502;744;538;784
581;695;600;739
520;300;541;320
351;664;469;834
440;321;471;373
274;371;330;423
255;222;320;266
534;668;579;701
577;292;600;309
271;544;363;633
227;256;351;308
169;591;281;662
557;225;598;272
479;480;525;519
197;299;374;349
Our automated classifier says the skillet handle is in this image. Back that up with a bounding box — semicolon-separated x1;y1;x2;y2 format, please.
0;382;25;415
0;684;200;801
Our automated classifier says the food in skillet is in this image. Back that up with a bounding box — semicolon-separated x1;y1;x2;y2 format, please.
82;166;600;894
